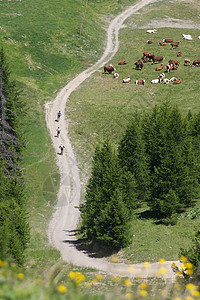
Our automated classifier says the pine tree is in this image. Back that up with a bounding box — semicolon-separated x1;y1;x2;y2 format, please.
143;101;198;218
118;113;149;201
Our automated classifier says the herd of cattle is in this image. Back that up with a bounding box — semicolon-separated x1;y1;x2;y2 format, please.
103;31;200;85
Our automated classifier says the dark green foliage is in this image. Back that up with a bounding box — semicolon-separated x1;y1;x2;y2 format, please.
80;141;136;250
118;113;149;201
0;49;29;264
142;102;198;218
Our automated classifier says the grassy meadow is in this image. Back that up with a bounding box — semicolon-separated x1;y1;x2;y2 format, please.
66;0;200;262
1;0;200;296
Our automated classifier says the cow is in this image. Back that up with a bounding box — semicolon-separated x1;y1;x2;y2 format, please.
198;36;200;40
146;29;157;33
123;76;131;83
183;35;193;40
143;52;150;57
152;56;165;64
155;64;163;71
113;72;119;78
151;78;160;84
173;78;181;84
168;60;180;66
170;77;177;82
163;78;170;84
184;58;191;65
166;63;173;73
135;79;145;85
177;51;182;57
159;73;165;82
104;64;115;74
171;42;180;49
163;39;173;43
159;42;167;46
146;53;155;61
147;40;153;44
192;60;200;67
118;61;127;65
141;56;148;63
135;59;143;70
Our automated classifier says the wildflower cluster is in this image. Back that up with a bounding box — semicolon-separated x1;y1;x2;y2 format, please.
172;256;194;278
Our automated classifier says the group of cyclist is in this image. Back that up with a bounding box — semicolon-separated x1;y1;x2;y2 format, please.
56;110;64;155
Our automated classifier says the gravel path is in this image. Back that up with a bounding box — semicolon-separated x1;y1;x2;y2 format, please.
46;0;180;279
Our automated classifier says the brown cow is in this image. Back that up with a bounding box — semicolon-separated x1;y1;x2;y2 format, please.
146;53;155;61
177;51;182;57
118;60;127;65
135;80;145;85
152;56;165;64
171;42;180;49
135;59;143;70
159;42;167;46
155;64;163;71
173;78;181;84
104;65;115;73
143;52;150;57
192;60;200;67
141;56;148;63
163;39;173;43
147;40;153;44
168;60;180;66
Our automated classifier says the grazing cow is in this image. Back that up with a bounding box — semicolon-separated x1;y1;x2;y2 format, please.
159;42;167;46
135;79;145;85
118;61;127;65
183;35;193;40
123;76;131;83
192;60;200;67
171;42;180;49
135;59;143;70
198;36;200;40
155;64;163;71
147;53;155;61
104;64;115;74
143;52;150;57
163;39;173;43
151;78;160;84
168;60;180;66
182;34;191;38
184;58;191;65
113;72;119;78
173;78;181;84
177;51;182;57
146;29;157;33
141;56;148;63
152;55;165;64
170;77;177;82
166;63;173;73
147;40;153;44
156;73;165;82
163;78;170;84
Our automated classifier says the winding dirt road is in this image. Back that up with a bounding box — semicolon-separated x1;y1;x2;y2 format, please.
46;0;180;279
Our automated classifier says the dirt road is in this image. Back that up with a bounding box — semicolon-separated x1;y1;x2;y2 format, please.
46;0;180;279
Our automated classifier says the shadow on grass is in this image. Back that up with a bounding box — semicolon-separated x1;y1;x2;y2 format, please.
136;209;166;225
62;229;117;258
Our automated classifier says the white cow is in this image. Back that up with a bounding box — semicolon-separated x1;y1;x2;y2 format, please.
113;73;119;78
123;76;131;83
170;77;177;82
146;29;157;34
163;78;170;84
151;78;160;84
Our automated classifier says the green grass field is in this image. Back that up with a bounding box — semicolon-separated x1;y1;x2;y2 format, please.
1;0;200;285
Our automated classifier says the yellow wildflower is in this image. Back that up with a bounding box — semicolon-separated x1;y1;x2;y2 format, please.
143;262;149;268
92;278;98;285
186;262;194;270
191;290;200;297
96;274;103;281
58;285;67;293
112;275;120;282
140;282;147;290
159;267;166;276
126;293;133;299
180;256;187;263
0;260;6;267
140;290;148;297
187;284;196;291
186;297;194;300
17;273;24;280
124;279;132;287
159;258;166;264
75;273;85;284
187;269;193;275
68;271;76;279
175;297;182;300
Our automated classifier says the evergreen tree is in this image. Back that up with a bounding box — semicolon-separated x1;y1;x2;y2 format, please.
143;101;198;218
118;113;149;201
80;141;136;249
